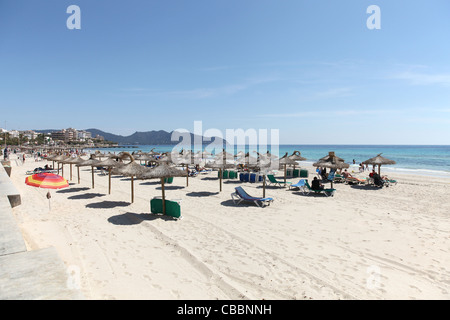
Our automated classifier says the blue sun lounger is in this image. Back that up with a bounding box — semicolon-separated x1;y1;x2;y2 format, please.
288;179;306;190
231;186;274;207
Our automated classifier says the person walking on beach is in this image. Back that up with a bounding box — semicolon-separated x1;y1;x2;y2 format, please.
22;153;26;163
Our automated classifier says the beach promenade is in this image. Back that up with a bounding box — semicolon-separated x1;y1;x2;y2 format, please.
0;160;83;299
4;156;450;299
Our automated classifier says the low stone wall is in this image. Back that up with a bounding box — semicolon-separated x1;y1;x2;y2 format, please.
0;164;83;300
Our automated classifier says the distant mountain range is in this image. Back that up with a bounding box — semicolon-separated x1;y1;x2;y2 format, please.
35;128;226;146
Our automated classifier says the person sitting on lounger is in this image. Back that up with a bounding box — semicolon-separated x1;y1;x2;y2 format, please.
342;169;353;179
372;172;384;187
311;177;324;191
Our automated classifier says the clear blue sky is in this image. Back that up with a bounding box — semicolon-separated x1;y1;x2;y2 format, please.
1;0;450;144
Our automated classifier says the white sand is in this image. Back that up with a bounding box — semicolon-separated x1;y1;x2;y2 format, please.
9;156;450;300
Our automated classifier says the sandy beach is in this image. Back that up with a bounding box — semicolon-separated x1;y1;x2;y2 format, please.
9;156;450;300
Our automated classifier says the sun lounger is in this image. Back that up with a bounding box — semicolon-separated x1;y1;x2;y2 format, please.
231;186;273;207
163;177;173;184
26;168;57;175
266;174;289;187
345;177;366;185
289;179;306;190
334;173;345;183
303;181;336;197
384;178;397;186
150;197;182;219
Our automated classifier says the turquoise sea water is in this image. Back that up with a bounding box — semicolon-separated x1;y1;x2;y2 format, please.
87;145;450;178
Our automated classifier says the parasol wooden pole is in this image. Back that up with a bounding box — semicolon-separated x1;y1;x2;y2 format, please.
61;163;64;178
108;167;111;194
378;165;381;175
77;166;80;184
186;164;189;187
284;164;287;184
161;177;166;214
91;166;94;188
131;175;134;203
70;164;72;181
220;168;222;192
263;173;266;198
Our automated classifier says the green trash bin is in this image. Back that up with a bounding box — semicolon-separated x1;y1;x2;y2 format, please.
164;177;173;184
300;169;308;178
293;169;299;177
223;170;229;179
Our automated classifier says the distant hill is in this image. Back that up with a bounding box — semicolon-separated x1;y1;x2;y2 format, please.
34;128;226;145
86;128;179;145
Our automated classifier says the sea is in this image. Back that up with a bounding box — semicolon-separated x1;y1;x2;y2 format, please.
86;145;450;178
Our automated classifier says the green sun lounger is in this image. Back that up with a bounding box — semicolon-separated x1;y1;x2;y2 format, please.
163;177;173;184
303;181;336;197
150;197;181;219
266;174;289;187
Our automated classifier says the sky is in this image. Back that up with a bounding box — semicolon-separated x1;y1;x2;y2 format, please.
1;0;450;144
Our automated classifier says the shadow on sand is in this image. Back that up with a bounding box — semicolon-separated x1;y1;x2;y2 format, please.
186;191;219;197
291;191;330;197
138;181;160;186
68;193;105;200
86;200;130;209
350;185;382;191
108;212;176;225
57;187;90;194
220;199;257;207
155;185;185;190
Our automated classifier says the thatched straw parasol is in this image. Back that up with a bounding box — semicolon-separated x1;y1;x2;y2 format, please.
236;153;258;171
174;155;193;187
234;151;245;159
52;155;70;176
138;163;187;214
362;153;396;175
45;154;58;168
96;158;122;194
134;153;155;165
193;150;211;166
114;152;149;203
61;156;84;182
206;160;236;192
76;157;101;189
289;151;307;171
279;153;297;183
215;149;235;162
257;156;277;198
313;151;349;187
317;151;346;164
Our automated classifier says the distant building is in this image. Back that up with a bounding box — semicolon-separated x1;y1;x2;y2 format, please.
8;130;19;138
51;130;66;141
21;130;39;140
94;134;105;141
77;130;92;141
51;128;79;142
